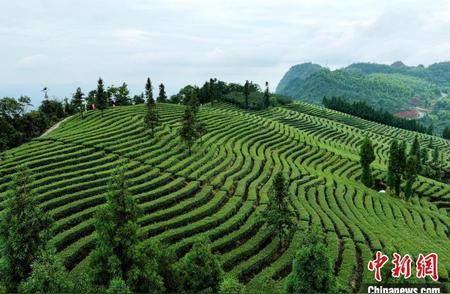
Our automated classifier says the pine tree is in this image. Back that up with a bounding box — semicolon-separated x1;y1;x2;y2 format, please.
179;92;205;155
387;140;402;196
432;146;439;165
264;81;270;108
72;87;85;118
157;83;167;103
95;78;108;116
0;165;52;292
179;105;197;155
397;141;407;174
404;155;418;200
243;80;250;109
259;172;295;248
90;166;164;292
359;137;375;188
145;78;153;103
144;93;159;136
410;136;421;168
443;126;450;140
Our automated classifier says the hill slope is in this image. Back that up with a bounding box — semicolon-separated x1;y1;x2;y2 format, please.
0;103;449;291
276;63;442;111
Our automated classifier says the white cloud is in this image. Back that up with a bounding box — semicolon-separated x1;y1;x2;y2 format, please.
0;0;449;102
16;54;50;70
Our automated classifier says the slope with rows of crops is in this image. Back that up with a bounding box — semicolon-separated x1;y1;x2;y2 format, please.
0;102;449;292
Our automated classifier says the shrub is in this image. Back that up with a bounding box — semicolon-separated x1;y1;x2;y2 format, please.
219;275;244;293
285;229;336;293
177;240;223;293
18;249;74;293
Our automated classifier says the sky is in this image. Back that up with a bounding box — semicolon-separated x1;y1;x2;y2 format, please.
1;0;450;107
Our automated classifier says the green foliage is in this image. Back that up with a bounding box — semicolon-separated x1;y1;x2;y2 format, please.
145;77;153;102
179;95;206;155
142;241;179;293
95;77;108;114
387;141;403;196
285;229;336;293
106;278;132;294
359;137;375;187
18;249;74;293
133;93;145;104
71;87;85;117
176;79;291;110
443;126;450;140
404;155;418;200
278;63;440;111
38;99;65;124
323;96;429;134
114;82;131;106
90;166;164;292
219;275;244;293
157;83;167;103
259;172;295;247
0;165;52;291
144;94;160;136
244;80;250;109
176;240;223;293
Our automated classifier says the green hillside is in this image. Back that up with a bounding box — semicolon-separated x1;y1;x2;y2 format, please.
276;65;440;111
1;102;449;292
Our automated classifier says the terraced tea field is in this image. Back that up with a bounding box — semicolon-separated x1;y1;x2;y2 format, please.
0;102;449;292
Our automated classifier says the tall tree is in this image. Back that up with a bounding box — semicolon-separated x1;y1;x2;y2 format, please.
144;92;160;136
95;78;108;116
264;81;270;108
72;87;85;118
115;82;131;106
397;141;407;175
285;228;339;293
243;80;250;109
443;126;450;140
387;140;402;196
157;83;167;103
179;105;197;155
410;136;421;169
259;172;295;248
90;166;164;292
145;78;153;103
0;165;52;292
359;137;375;188
404;155;418;200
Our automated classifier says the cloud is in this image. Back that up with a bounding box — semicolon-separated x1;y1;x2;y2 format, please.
16;54;50;70
0;0;449;101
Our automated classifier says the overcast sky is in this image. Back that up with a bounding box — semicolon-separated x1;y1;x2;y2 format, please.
1;0;450;106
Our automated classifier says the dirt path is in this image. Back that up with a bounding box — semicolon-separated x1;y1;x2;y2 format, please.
40;115;73;137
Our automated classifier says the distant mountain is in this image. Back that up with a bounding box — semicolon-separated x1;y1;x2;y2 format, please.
277;63;441;111
276;61;450;134
344;61;450;86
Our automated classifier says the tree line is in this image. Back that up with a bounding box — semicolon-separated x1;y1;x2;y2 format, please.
0;96;67;152
323;96;437;136
359;135;445;200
